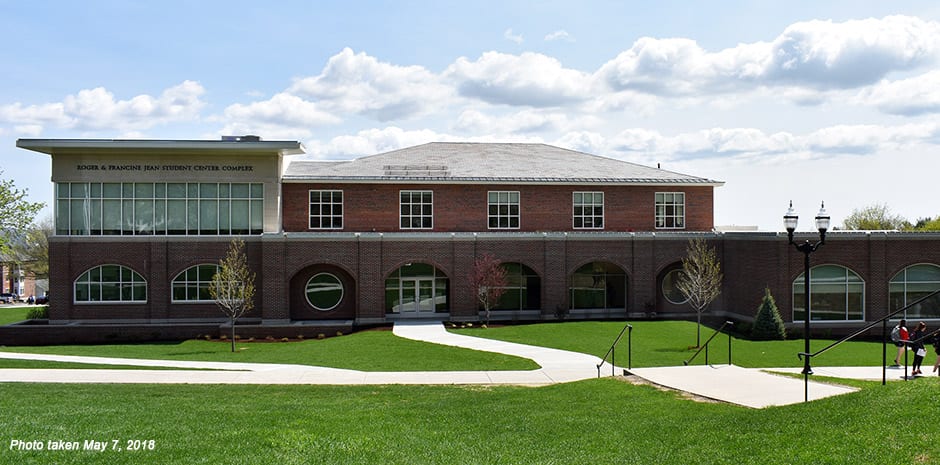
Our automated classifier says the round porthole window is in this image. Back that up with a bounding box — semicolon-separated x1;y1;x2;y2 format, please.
305;273;344;311
661;269;689;305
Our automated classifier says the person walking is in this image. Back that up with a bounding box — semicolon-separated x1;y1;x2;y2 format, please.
910;321;927;376
892;319;909;367
932;330;940;376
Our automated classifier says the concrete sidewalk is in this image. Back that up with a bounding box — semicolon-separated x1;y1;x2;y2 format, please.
0;321;611;386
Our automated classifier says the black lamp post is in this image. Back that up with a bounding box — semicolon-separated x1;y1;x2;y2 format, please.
784;201;830;379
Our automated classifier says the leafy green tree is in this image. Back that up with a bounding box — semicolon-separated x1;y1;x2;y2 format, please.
912;216;940;231
841;204;910;230
0;175;44;254
752;288;787;340
209;238;256;352
676;238;723;347
9;215;53;280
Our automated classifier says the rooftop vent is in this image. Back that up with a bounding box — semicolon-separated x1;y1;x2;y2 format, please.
221;135;262;142
383;165;450;177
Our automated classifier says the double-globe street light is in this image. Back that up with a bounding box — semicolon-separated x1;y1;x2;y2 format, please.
784;201;830;380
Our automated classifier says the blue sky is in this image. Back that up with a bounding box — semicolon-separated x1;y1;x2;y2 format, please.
3;1;940;230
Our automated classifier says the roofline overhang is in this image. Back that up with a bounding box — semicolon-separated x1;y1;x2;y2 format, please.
281;176;724;187
16;138;306;156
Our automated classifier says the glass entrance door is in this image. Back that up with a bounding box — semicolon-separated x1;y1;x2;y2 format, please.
400;278;436;315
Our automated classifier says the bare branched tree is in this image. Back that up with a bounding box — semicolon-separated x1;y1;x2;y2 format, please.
209;238;256;352
469;253;507;325
676;238;723;347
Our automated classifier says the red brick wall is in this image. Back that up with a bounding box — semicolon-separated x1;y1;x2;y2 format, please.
282;183;715;233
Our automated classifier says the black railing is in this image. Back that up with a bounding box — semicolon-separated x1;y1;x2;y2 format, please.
597;322;632;377
683;321;734;366
797;288;940;401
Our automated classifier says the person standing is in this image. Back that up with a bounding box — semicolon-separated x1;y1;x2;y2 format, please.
910;321;927;375
892;319;909;367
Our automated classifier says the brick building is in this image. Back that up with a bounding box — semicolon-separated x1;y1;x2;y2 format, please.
11;138;940;343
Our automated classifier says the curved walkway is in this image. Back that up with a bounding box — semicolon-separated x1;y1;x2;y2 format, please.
0;321;610;386
0;322;896;407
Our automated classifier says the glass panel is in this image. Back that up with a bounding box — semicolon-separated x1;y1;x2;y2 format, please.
306;273;344;311
135;183;153;198
102;183;121;198
70;183;88;198
101;283;120;301
200;183;218;199
154;199;166;234
200;200;218;234
187;200;199;233
135;200;154;234
56;199;71;235
230;200;249;233
231;183;249;198
123;183;134;198
155;183;166;198
90;183;101;197
250;183;263;199
250;200;263;232
69;199;89;235
166;200;186;234
218;200;230;233
166;183;186;198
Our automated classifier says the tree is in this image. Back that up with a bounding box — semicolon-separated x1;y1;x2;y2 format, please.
752;288;787;340
469;253;507;325
208;238;256;352
9;216;53;280
912;216;940;231
676;238;723;347
0;175;44;254
841;203;910;231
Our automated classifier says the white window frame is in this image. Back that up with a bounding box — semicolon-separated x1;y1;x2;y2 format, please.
399;190;433;230
655;192;686;229
73;264;148;304
308;190;344;230
573;192;604;229
487;191;520;230
171;264;221;304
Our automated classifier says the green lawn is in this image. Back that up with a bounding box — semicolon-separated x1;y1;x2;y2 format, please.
0;306;31;325
0;330;538;372
452;321;896;368
0;378;936;464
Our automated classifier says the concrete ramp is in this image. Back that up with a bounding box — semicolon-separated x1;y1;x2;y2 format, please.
628;364;857;408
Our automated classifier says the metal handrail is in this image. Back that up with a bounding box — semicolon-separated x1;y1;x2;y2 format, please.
597;322;632;377
684;320;734;366
796;288;940;394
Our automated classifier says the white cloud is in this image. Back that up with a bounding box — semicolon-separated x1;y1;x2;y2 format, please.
858;70;940;116
447;51;593;107
453;109;574;134
0;80;205;133
219;92;340;139
504;28;524;44
597;15;940;98
289;48;452;121
544;30;573;42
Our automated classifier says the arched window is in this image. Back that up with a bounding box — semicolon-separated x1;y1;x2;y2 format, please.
171;264;220;303
793;265;864;321
889;264;940;319
570;262;626;310
74;265;147;303
306;273;344;311
385;263;449;315
493;263;541;311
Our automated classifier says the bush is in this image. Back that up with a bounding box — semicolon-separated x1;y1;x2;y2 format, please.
26;306;48;320
752;288;787;340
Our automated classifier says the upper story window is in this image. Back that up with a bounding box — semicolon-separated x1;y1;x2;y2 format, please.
655;192;685;229
74;264;147;303
309;190;343;229
573;192;604;229
55;182;264;236
171;264;220;303
488;191;520;229
400;191;433;229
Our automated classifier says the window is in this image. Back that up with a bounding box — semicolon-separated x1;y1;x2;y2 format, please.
74;265;147;303
573;192;604;229
171;264;220;303
400;191;433;229
661;269;688;304
570;262;626;310
488;191;520;229
309;190;343;229
793;265;864;321
55;182;264;236
493;263;541;310
305;273;344;311
655;192;685;229
889;264;940;319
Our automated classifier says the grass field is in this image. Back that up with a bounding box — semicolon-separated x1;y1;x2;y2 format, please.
0;377;936;464
0;330;539;372
0;306;31;325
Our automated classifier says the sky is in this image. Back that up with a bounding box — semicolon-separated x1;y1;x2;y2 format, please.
2;0;940;231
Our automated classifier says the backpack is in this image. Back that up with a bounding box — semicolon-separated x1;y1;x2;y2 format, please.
891;325;901;343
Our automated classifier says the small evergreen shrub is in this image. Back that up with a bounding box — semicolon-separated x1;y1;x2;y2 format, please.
26;306;48;320
752;288;787;340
